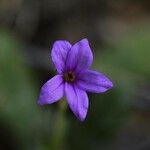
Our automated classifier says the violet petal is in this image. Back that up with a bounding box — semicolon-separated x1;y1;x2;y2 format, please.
77;70;113;93
38;75;64;105
66;38;93;73
51;40;72;73
65;83;89;121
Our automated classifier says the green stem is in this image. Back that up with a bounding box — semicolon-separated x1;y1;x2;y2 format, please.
50;99;67;150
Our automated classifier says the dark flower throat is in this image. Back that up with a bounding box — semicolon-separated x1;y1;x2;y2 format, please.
63;71;75;83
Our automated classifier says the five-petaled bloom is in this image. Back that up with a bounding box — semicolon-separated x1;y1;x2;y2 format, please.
38;38;113;121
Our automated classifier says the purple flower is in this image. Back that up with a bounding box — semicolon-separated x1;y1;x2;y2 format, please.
38;38;113;121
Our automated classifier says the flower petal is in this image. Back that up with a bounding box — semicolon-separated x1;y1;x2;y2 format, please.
66;38;93;73
38;75;64;105
51;40;72;73
77;70;113;93
65;83;89;121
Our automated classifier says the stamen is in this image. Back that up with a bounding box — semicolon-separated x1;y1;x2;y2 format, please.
63;71;75;83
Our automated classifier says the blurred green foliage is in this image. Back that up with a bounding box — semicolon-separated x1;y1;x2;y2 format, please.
0;24;150;150
0;30;57;150
67;26;150;150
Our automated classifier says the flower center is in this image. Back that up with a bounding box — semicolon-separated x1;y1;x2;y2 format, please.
63;71;76;83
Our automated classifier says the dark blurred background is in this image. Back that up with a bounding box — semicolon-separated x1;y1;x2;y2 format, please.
0;0;150;150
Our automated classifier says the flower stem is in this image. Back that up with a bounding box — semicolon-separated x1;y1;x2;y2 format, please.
50;99;67;150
